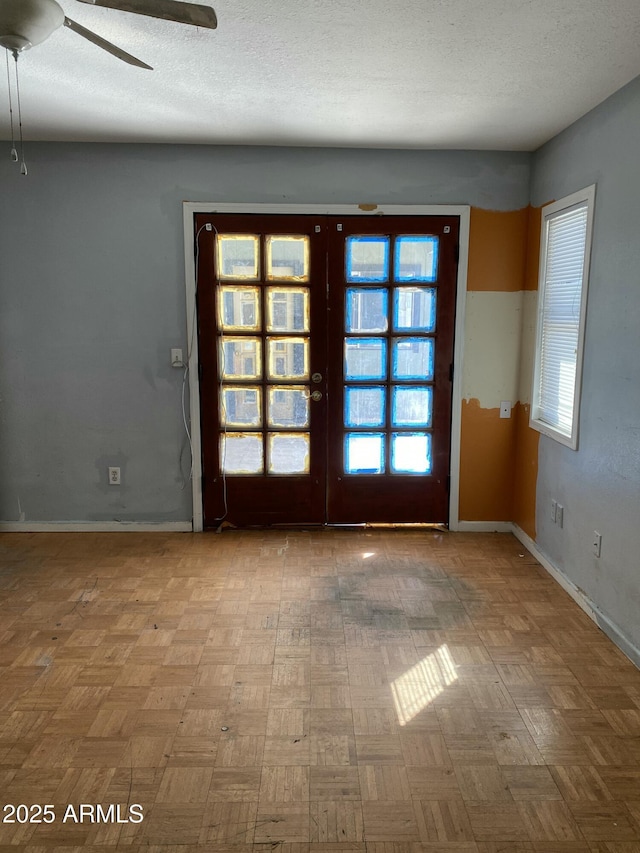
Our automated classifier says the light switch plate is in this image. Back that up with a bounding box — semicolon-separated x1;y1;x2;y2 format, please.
593;531;602;557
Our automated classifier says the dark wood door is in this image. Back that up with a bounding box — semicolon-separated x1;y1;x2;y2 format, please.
195;213;328;527
195;212;458;528
325;216;459;523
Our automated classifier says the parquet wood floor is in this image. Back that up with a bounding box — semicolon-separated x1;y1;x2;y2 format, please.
1;528;640;852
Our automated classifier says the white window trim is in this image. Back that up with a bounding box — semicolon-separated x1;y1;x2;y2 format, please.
530;185;596;450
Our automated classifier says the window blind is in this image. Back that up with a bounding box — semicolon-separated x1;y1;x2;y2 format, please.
536;203;588;436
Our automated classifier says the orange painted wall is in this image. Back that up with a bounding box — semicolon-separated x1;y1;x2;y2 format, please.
459;399;517;521
511;402;539;539
458;206;541;531
467;207;529;292
510;203;543;538
524;204;543;291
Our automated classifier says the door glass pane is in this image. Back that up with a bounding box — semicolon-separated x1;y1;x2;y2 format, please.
216;235;259;280
345;433;385;474
391;433;432;474
268;387;310;428
268;433;310;474
220;337;262;379
393;287;436;332
394;236;438;282
392;386;432;427
392;338;434;380
345;386;385;427
346;236;390;282
266;236;310;281
266;288;309;332
267;337;309;380
221;433;263;474
221;385;262;427
346;288;388;332
218;286;261;331
344;338;387;380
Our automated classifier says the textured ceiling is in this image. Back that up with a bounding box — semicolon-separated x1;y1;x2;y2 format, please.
2;0;640;150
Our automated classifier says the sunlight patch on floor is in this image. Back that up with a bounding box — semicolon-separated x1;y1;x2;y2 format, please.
391;644;458;725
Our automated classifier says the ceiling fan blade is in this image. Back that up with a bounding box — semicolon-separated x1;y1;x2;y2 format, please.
64;16;152;69
75;0;217;29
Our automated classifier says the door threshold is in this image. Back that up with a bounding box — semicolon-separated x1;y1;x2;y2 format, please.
329;522;448;532
208;521;448;533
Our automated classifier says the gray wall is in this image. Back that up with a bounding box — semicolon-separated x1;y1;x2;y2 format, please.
530;75;640;658
0;145;530;523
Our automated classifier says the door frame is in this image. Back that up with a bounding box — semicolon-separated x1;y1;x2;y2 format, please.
182;202;470;532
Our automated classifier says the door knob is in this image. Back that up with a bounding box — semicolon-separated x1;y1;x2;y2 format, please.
311;390;322;401
312;372;323;383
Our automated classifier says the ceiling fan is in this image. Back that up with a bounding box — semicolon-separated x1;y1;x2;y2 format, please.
0;0;218;70
1;0;217;174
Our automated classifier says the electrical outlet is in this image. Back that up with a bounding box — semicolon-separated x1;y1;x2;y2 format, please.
551;499;557;523
593;531;602;557
108;467;121;485
171;348;183;367
499;401;512;419
556;504;564;528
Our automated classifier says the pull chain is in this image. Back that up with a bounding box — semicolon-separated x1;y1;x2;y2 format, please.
5;50;18;162
13;51;27;175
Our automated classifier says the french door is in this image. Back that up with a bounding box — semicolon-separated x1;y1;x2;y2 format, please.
195;212;459;527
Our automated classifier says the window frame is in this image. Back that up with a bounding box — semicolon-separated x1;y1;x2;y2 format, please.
530;185;596;450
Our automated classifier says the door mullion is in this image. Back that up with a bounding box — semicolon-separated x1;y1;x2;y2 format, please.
259;247;268;478
385;335;392;475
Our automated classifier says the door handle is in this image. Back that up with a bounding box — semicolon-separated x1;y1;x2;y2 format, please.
311;372;323;383
310;390;322;401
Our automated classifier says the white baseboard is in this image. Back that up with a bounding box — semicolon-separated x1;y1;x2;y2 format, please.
512;523;640;669
595;609;640;670
0;521;193;533
453;520;513;533
511;524;597;622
